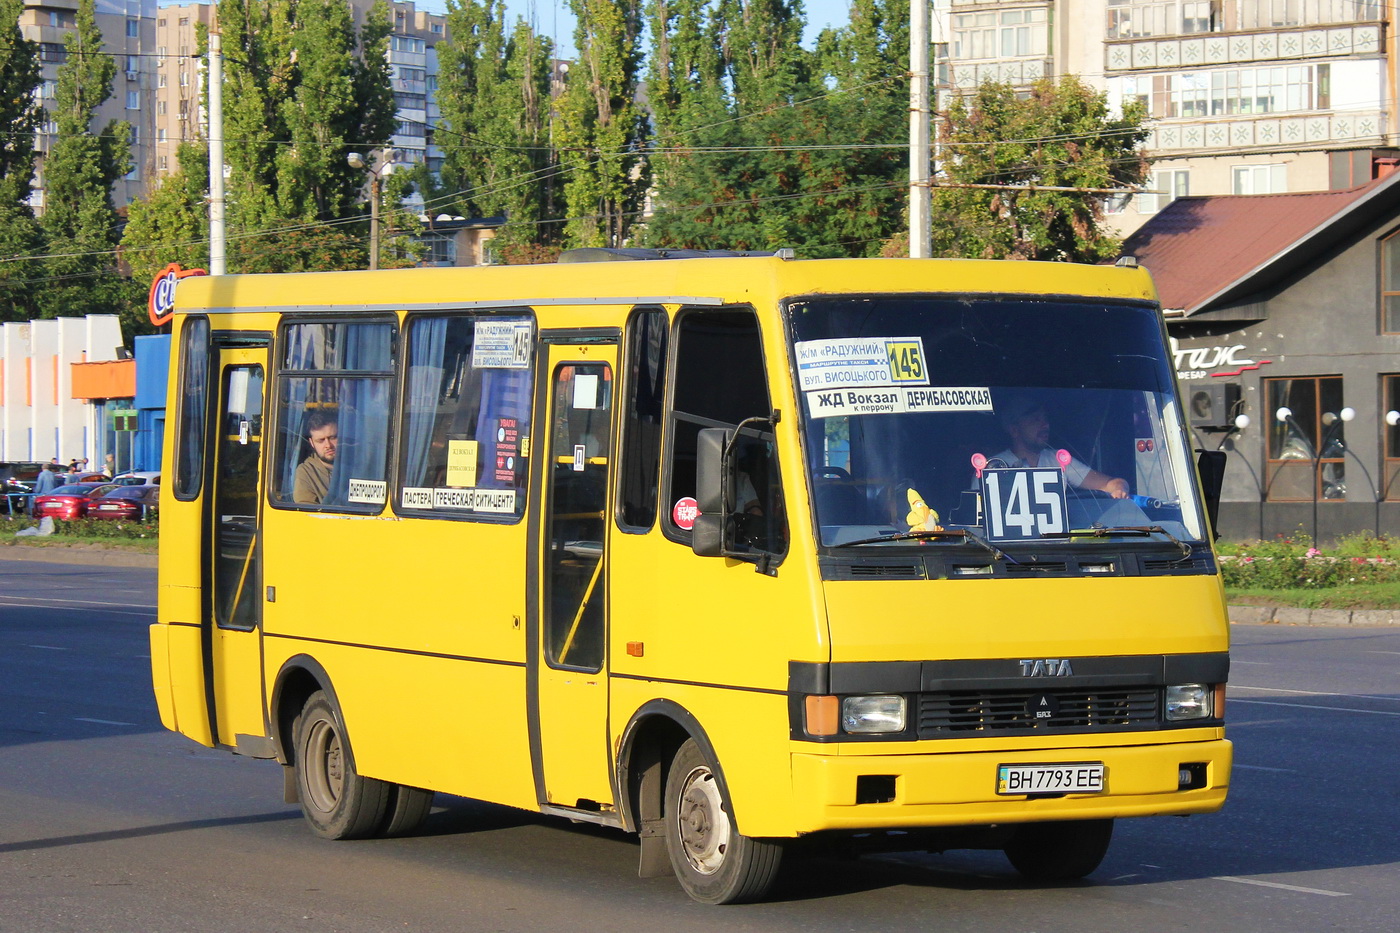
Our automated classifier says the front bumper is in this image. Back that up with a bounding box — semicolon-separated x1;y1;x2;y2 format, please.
790;738;1231;833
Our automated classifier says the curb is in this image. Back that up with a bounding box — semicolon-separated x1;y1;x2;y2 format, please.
1229;605;1400;626
0;542;156;568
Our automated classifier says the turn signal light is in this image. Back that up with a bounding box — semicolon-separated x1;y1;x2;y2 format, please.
805;695;839;737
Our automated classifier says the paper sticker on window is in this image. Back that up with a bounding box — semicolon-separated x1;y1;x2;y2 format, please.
471;320;532;369
573;374;600;409
347;479;387;504
401;487;434;509
794;337;930;392
446;439;478;488
806;385;993;418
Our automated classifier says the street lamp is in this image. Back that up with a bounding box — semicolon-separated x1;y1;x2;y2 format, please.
347;149;397;270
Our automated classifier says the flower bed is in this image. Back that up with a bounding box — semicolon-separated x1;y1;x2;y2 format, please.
1218;533;1400;589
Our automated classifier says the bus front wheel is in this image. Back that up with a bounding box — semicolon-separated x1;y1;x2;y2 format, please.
293;691;390;840
1003;818;1114;881
663;739;783;904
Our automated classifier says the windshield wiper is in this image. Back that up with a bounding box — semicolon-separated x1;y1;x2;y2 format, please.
1039;525;1193;560
832;527;1016;562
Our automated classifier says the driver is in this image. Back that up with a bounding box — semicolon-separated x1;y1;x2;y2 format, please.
992;396;1129;499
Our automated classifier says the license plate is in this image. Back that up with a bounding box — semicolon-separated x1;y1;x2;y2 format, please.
997;763;1104;795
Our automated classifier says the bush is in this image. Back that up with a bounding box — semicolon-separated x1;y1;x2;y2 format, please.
1219;531;1400;589
9;513;159;540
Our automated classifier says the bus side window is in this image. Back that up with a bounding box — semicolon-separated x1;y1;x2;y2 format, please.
173;316;209;500
617;308;668;531
664;308;786;555
396;313;533;521
273;320;394;511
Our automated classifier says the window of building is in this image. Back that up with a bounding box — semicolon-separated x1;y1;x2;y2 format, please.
126;19;139;38
1136;168;1190;213
39;43;66;64
127;55;139;74
157;46;166;66
1265;376;1346;501
179;70;188;87
158;74;167;88
274;319;396;511
157;100;167;115
1232;163;1287;194
1382;229;1400;333
952;8;1048;61
396;313;533;521
1121;64;1326;121
126;90;140;110
1383;375;1400;499
158;155;169;170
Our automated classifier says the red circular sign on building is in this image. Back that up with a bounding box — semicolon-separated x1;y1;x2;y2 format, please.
672;497;700;530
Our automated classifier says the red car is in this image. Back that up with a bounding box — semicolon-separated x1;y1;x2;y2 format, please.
87;485;160;521
30;483;117;520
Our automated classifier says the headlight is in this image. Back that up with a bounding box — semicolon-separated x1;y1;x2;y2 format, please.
1165;683;1212;721
841;695;906;734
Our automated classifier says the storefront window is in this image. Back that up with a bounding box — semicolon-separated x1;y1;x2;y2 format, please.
1383;375;1400;500
1265;376;1345;501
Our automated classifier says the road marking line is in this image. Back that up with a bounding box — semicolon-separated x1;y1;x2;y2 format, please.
1214;876;1349;897
1233;684;1399;703
1233;764;1295;773
0;595;156;610
28;645;66;650
74;718;137;726
1231;698;1400;717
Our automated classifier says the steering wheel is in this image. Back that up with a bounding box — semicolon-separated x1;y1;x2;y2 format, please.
814;466;851;480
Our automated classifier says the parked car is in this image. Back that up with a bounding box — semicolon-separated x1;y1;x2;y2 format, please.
30;483;118;520
110;471;160;486
87;485;161;521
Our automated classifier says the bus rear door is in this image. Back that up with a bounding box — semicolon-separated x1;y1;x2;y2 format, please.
530;339;618;813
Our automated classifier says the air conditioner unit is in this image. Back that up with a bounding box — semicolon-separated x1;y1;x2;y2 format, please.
1188;382;1241;428
125;70;139;81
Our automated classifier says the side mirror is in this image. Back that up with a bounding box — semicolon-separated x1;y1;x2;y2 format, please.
1195;449;1226;539
692;427;731;557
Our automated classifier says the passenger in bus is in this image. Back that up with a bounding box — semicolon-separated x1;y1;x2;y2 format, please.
991;396;1129;498
293;411;338;505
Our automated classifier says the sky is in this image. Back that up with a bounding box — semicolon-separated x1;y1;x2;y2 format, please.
415;0;855;59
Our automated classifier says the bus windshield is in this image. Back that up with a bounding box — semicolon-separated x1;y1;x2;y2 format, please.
788;296;1207;548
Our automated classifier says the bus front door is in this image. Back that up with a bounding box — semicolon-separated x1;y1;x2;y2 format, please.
531;342;618;812
207;347;269;754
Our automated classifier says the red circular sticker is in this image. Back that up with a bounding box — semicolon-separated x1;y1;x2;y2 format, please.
673;497;700;530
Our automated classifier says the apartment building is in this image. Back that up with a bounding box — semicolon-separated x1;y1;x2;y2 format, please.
19;0;158;210
937;0;1396;234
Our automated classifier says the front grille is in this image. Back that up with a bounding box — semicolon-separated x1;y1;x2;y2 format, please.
918;688;1159;737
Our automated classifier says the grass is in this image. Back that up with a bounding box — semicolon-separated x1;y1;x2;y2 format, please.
1225;581;1400;610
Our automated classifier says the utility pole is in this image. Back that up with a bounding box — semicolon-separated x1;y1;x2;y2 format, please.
208;32;226;275
909;0;932;259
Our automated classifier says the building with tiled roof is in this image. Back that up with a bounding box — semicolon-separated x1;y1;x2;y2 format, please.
1121;166;1400;541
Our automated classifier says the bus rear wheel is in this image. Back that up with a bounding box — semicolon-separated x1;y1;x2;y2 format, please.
663;739;783;904
379;785;435;837
1003;819;1114;882
293;691;390;840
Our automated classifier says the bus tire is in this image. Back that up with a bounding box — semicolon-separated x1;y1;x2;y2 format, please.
663;738;782;904
379;785;435;837
1003;818;1114;882
292;690;390;840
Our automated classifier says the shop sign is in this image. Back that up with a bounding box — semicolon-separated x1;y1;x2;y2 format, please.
1170;338;1271;380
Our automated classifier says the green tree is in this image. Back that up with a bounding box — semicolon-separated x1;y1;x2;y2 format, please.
36;0;137;327
643;0;909;257
217;0;397;269
0;0;44;321
121;142;211;286
931;76;1149;262
437;1;558;256
555;0;647;248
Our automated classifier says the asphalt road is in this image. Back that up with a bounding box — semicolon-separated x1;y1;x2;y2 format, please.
1;553;1397;932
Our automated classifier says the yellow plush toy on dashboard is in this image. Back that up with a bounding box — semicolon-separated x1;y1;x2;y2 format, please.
905;487;943;532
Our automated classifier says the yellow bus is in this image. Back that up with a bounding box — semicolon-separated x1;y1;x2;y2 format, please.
150;251;1231;904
